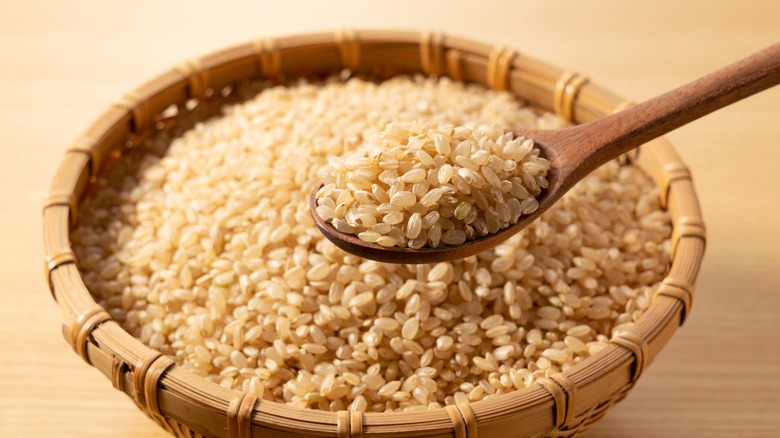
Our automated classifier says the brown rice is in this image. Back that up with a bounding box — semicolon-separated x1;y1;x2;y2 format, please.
315;122;550;248
72;75;671;413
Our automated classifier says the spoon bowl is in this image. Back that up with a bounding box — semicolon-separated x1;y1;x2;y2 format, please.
312;43;780;263
311;133;563;264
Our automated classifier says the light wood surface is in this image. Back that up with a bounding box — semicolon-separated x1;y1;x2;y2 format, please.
1;1;778;436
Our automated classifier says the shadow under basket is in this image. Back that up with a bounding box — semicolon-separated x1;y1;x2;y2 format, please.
43;30;706;438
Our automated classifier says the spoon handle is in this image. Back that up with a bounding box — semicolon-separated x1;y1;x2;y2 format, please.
559;42;780;182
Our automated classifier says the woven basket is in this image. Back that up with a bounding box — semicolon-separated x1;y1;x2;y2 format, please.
43;30;706;438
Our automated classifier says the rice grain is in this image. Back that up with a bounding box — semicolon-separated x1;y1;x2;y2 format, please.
73;75;671;413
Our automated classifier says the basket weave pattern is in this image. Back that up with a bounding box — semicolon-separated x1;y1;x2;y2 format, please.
43;30;705;438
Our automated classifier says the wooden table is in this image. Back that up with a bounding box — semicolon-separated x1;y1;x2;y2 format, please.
1;1;778;436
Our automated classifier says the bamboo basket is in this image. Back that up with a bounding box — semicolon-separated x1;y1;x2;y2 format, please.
43;30;706;438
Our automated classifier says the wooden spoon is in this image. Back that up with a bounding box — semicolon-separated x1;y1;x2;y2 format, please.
311;43;780;264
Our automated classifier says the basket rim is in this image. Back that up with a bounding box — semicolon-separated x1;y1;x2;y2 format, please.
43;29;706;438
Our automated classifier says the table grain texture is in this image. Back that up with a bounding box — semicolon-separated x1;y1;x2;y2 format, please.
1;1;778;436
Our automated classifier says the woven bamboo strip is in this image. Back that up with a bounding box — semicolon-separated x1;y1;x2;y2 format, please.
142;354;176;417
419;31;443;76
44;29;705;438
445;405;466;438
668;181;706;244
335;29;361;71
227;392;258;438
505;55;566;114
445;49;465;81
671;216;706;259
174;60;208;102
52;263;104;324
350;411;364;438
113;92;149;133
66;137;98;177
43;192;76;224
46;151;91;225
552;374;577;428
487;46;517;91
554;71;577;118
611;332;649;383
111;355;128;393
561;74;589;122
654;277;694;324
81;106;133;169
448;403;476;438
69;305;111;364
134;350;164;411
538;374;577;431
337;410;350;438
552;71;589;122
134;66;193;119
43;206;75;293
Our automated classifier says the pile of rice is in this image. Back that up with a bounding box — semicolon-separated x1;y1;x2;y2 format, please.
72;75;671;413
315;122;549;248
